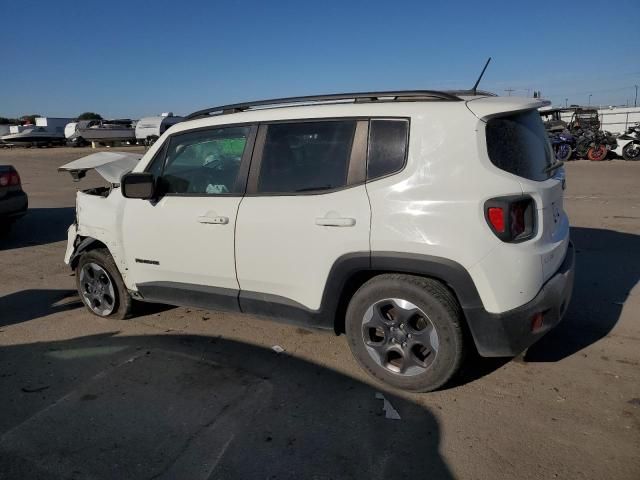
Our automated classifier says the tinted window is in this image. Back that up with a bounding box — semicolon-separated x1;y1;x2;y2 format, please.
161;126;249;194
258;121;356;193
486;110;553;181
145;142;167;179
367;119;409;180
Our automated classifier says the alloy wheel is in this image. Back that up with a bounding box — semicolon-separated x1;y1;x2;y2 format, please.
361;298;439;376
79;262;116;316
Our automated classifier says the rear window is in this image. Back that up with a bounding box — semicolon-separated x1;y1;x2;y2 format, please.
485;110;553;181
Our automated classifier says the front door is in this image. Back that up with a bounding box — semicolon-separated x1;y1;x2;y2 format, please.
121;124;256;308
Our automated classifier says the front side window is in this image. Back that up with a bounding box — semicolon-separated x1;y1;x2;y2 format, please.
160;126;250;195
257;121;356;193
486;110;553;181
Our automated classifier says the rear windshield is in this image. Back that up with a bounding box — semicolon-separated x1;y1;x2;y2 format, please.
485;110;553;181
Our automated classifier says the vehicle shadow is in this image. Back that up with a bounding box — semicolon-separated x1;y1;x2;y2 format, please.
0;207;74;250
0;333;453;479
0;289;82;328
526;226;640;361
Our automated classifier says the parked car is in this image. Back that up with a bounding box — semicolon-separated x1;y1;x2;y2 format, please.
0;165;28;235
60;90;575;392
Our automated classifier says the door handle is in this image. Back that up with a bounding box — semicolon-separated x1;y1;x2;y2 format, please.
315;217;356;227
198;215;229;225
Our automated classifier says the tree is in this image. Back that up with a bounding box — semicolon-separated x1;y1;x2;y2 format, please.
0;117;19;125
77;112;103;120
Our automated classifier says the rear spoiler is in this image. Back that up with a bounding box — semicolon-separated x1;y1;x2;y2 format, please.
466;97;551;121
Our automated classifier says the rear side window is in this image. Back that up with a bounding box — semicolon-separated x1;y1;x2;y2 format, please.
257;121;356;193
367;119;409;180
486;110;553;181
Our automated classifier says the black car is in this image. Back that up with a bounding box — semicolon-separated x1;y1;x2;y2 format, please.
0;165;28;235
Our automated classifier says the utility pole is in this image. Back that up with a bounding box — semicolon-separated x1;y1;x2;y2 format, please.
505;88;515;96
565;98;568;107
588;94;592;106
635;85;638;108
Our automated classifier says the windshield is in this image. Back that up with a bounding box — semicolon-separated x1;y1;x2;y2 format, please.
485;110;553;181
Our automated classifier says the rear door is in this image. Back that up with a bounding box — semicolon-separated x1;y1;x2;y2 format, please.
235;119;370;317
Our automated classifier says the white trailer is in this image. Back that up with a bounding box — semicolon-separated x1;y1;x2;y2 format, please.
64;122;78;139
135;112;183;145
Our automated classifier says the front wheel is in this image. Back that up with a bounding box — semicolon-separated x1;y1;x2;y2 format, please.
345;274;465;392
622;142;640;160
75;248;133;319
587;145;607;161
555;143;573;162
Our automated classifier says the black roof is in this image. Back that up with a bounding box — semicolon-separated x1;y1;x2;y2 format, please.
185;89;497;121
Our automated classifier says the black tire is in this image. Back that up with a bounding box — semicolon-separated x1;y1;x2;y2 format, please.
0;221;13;237
345;274;465;392
75;248;133;319
622;142;640;161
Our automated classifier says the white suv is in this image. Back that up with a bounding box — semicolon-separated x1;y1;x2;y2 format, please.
61;90;575;392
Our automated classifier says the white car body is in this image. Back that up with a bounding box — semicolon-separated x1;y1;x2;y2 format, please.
62;91;574;363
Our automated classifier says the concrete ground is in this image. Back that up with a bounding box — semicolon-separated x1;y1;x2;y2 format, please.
0;147;638;480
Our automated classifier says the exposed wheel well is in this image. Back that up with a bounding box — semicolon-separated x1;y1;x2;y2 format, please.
333;270;467;335
70;237;109;270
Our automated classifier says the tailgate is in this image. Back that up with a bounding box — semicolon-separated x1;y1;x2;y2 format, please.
520;171;569;282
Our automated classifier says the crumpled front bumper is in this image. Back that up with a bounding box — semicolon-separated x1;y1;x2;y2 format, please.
64;224;78;265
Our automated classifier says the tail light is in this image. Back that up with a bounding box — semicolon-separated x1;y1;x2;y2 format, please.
485;196;535;242
0;171;20;187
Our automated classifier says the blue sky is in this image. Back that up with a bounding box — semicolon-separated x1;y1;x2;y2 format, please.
2;0;639;119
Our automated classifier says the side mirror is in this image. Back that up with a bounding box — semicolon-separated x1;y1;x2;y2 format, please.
121;172;155;199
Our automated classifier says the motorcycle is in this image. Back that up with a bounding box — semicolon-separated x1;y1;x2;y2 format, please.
613;123;640;161
550;130;575;161
574;129;617;161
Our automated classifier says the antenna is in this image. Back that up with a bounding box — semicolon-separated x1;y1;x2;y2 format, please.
471;57;492;95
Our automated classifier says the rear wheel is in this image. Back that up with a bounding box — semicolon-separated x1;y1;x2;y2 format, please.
587;145;607;161
75;248;132;319
345;274;465;392
0;221;13;237
622;142;640;160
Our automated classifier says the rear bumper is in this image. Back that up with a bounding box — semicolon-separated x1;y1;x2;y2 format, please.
0;190;28;219
465;241;575;357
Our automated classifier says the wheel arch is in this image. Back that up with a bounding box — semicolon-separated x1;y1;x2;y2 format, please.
69;236;110;270
327;252;485;335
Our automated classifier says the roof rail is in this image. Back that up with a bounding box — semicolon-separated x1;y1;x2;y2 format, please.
185;90;463;120
444;89;498;97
